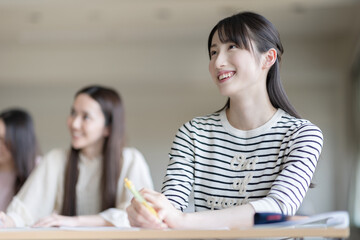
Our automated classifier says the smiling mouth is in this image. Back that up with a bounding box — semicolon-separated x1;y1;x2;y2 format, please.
71;132;82;139
218;72;235;81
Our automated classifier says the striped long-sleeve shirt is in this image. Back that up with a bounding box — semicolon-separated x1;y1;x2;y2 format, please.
161;108;323;216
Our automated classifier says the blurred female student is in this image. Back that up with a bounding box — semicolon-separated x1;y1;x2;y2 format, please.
0;85;153;228
0;109;40;212
126;12;323;229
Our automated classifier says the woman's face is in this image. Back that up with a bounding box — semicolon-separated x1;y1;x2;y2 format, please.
67;94;109;155
208;30;265;98
0;119;13;167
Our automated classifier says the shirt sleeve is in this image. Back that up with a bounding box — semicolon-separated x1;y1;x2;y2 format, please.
99;147;153;227
250;123;324;215
161;122;195;211
6;149;65;227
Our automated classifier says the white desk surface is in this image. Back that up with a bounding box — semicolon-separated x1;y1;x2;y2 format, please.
0;226;350;239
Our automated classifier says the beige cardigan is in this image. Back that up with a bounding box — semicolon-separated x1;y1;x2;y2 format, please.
6;147;153;227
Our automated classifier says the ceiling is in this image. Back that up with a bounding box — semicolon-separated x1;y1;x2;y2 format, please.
0;0;359;86
0;0;358;44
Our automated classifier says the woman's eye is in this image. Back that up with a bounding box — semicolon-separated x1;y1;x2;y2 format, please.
83;114;90;120
210;50;217;56
229;44;237;49
70;109;76;117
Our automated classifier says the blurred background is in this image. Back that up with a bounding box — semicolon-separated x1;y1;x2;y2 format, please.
0;0;359;238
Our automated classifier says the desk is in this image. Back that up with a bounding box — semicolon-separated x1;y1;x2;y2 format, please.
0;226;350;239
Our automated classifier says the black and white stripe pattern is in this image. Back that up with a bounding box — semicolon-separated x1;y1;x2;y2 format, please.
161;109;323;216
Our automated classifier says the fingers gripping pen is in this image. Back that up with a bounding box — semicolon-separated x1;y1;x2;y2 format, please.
124;178;159;219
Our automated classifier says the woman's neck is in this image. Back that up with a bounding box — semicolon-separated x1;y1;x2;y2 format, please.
0;160;15;172
226;93;277;131
80;141;104;160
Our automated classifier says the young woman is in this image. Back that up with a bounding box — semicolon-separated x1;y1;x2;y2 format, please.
0;109;40;212
126;12;323;229
0;85;153;228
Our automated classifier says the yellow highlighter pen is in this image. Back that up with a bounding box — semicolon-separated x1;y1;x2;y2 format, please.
124;178;159;219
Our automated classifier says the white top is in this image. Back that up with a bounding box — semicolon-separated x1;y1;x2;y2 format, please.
162;109;323;215
6;147;153;227
0;171;16;212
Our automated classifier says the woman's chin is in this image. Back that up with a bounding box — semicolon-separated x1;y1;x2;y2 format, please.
71;142;83;150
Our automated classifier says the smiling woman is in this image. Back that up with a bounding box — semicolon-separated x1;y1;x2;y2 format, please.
0;85;153;228
126;11;323;230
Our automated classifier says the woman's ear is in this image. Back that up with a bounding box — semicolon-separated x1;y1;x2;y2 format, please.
262;48;277;69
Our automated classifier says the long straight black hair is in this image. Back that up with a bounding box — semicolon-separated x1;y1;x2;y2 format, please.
208;12;300;118
62;85;125;216
0;109;40;193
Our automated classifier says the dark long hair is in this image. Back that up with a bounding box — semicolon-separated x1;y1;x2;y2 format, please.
208;12;300;118
0;109;40;193
62;85;125;216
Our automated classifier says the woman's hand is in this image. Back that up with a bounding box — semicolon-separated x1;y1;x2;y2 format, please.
0;211;15;228
126;188;184;229
33;213;79;227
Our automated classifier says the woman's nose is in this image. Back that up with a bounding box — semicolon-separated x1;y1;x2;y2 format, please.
71;116;82;129
214;51;227;69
